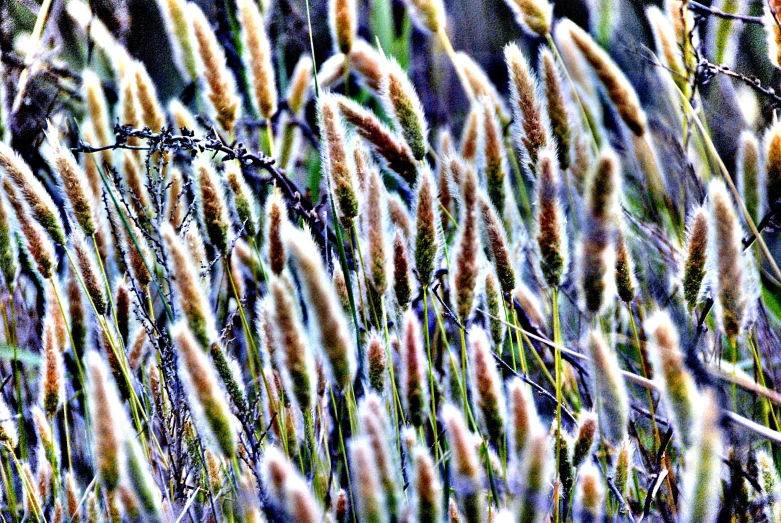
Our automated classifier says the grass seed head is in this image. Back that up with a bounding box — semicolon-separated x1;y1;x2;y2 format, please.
404;0;446;33
481;195;515;295
504;0;552;36
156;0;198;81
505;42;549;169
329;0;356;54
414;167;441;286
401;310;430;427
575;462;604;522
572;411;598;468
681;390;723;523
587;330;628;445
380;57;429;162
320;94;360;227
469;326;506;445
737;130;763;225
535;149;567;288
238;0;277;120
2;179;57;279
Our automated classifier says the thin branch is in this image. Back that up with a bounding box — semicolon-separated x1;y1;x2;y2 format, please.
688;1;764;24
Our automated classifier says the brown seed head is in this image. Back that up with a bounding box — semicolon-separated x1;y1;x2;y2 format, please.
329;0;356;54
505;43;549;169
238;0;278;120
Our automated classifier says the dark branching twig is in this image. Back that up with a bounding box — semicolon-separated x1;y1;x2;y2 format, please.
688;1;764;24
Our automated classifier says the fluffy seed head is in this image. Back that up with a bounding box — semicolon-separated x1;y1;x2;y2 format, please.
505;43;549;169
360;394;401;515
320;95;360;227
188;3;241;133
766;0;781;69
0;142;65;245
765;117;781;212
0;192;15;289
287;225;356;389
225;161;258;238
575;462;604;522
350;437;388;523
329;0;356;54
579;149;620;315
452;165;480;322
366;168;389;296
481;97;507;213
587;330;628;445
86;352;124;491
646;310;700;449
535;149;567;288
460;108;481;163
336;96;417;183
412;445;442;523
366;332;387;392
156;0;199;81
708;179;747;340
81;70;114;168
393;230;413;309
541;49;572;169
381;57;429;161
737;130;763;225
269;274;316;411
161;222;217;347
401;310;429;427
41;317;64;416
238;0;278;120
173;322;237;458
614;227;636;303
266;188;287;275
507;377;540;463
441;404;483;522
2;179;57;279
457;53;508;121
195;156;231;254
469;327;506;445
562;19;648;136
404;0;446;33
681;391;723;523
133;61;165;132
572;411;598;468
682;207;708;311
481;195;515;294
414;167;441;286
485;272;504;347
46;125;96;236
516;430;552;523
504;0;552;36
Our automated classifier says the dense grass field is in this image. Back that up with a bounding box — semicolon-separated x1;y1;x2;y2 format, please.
1;0;781;521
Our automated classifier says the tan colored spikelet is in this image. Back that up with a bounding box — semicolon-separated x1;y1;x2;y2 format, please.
128;328;149;371
504;42;549;169
86;352;124;491
681;391;723;523
737;130;763;225
682;207;708;311
225;161;258;238
266;187;287;275
46;124;95;236
647;6;687;82
507;377;540;460
404;0;446;33
516;429;552;523
66;472;80;522
536;149;567;288
40;318;64;416
329;0;356;54
157;0;199;81
381;57;429;161
287;225;356;389
287;55;313;115
121;150;152;217
587;330;629;445
173;322;237;458
437;133;455;228
485;271;504;346
388;194;413;240
572;411;598;467
414;167;441;286
168;99;199;133
481;97;507;213
366;331;387;392
562;19;648;137
80;124;104;206
442;404;483;522
161;222;217;347
767;0;781;68
469;327;506;445
132;61;166;132
350;437;388;523
460;108;481;163
238;0;278;120
270;273;316;411
120;70;143;153
452;164;480;322
360;395;401;516
765;117;781;213
350;40;384;92
317;52;347;90
457;53;508;121
2;179;57;279
579;149;620;315
336;95;417;184
367;168;389;296
708;180;747;340
401;310;429;427
646;310;700;449
412;444;442;522
320;95;360;227
615;227;636;303
540;49;572;169
504;0;552;36
194;156;232;254
575;462;604;522
120;211;152;286
393;229;413;309
82;70;114;168
0;142;65;245
353;140;372;197
553;22;598;105
188;3;241;133
481;195;515;294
